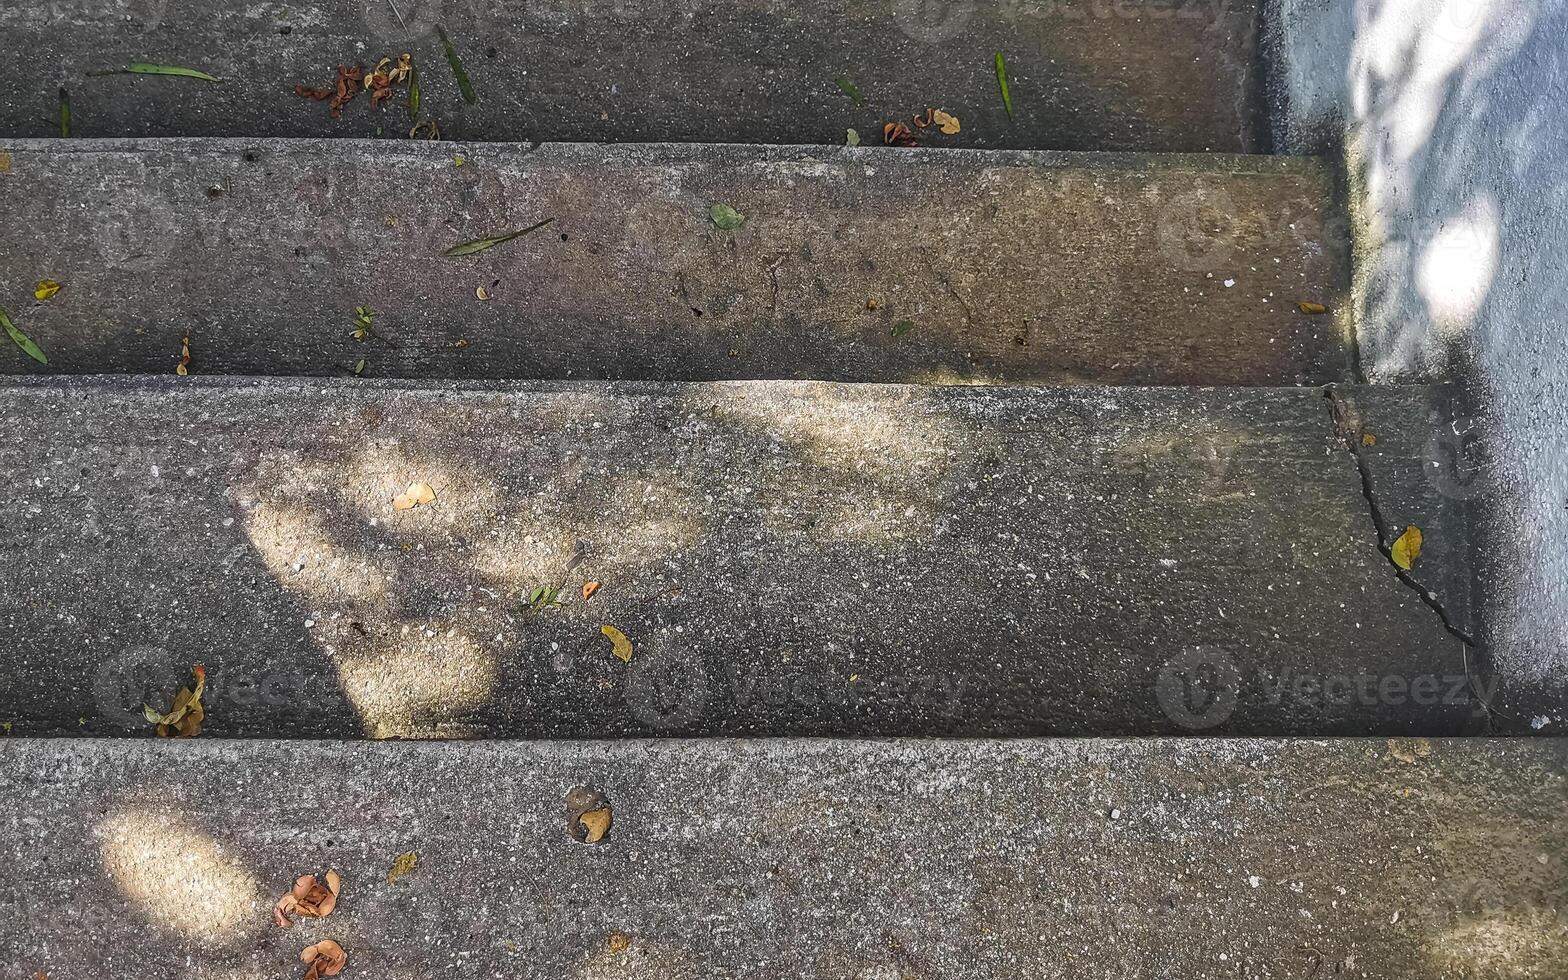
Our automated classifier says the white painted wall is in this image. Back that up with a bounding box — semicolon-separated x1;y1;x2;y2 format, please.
1266;0;1567;708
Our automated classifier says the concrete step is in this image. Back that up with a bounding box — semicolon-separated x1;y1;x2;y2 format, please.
0;1;1265;152
0;138;1348;385
0;139;1349;385
2;736;1564;976
1;376;1484;738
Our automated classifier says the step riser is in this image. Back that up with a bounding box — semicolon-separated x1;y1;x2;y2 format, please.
3;737;1565;976
0;140;1349;384
2;378;1477;737
1;0;1265;151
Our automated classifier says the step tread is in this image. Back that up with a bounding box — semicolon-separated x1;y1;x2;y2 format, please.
1;0;1264;151
0;139;1348;385
2;377;1478;737
2;736;1564;976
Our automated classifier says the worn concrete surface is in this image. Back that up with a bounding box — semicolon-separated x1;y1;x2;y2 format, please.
1262;0;1568;722
0;377;1484;737
1;736;1565;978
0;0;1265;152
0;139;1348;385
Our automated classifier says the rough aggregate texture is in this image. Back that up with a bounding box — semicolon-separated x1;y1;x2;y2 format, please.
0;376;1484;737
0;0;1265;151
1;736;1565;978
0;139;1349;385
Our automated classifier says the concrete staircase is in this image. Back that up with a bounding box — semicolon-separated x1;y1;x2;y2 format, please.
1;1;1563;976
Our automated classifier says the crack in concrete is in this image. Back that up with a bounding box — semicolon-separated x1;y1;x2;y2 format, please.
1323;385;1506;728
1323;385;1477;645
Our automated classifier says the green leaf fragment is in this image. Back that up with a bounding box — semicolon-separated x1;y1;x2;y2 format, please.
90;63;220;81
353;358;366;376
995;51;1014;120
891;320;916;337
444;217;555;256
835;78;864;106
407;64;421;120
0;307;47;365
709;204;745;230
59;87;71;137
846;128;861;147
437;25;478;104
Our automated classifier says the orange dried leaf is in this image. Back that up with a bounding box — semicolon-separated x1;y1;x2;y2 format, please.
393;481;436;511
608;932;631;953
301;939;348;980
931;109;961;135
582;581;601;600
276;871;341;927
1297;302;1328;315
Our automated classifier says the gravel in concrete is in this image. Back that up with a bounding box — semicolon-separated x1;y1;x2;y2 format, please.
0;139;1348;385
0;0;1265;151
0;377;1481;737
1;736;1564;977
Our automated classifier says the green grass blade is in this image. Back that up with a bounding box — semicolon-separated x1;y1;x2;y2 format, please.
995;51;1013;121
59;87;71;136
444;218;554;257
407;64;421;120
89;63;220;81
0;308;48;365
437;25;478;104
835;78;864;106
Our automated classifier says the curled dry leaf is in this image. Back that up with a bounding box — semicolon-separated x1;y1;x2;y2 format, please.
931;109;961;135
450;338;470;349
1297;302;1328;315
275;870;342;927
176;334;191;376
1391;525;1423;570
1361;432;1377;447
608;932;631;953
601;624;632;663
475;285;491;301
393;481;436;511
912;108;934;128
301;939;348;980
582;581;601;600
33;279;61;302
883;121;916;146
143;664;206;737
579;807;612;844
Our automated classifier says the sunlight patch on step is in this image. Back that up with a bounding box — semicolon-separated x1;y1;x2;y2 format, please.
1424;911;1568;977
97;807;263;944
335;627;499;738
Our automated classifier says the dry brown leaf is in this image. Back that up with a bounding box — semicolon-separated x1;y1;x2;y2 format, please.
301;939;348;980
33;280;61;302
475;285;491;301
387;851;417;884
451;338;470;349
0;152;12;173
1361;432;1377;447
393;481;436;511
1297;302;1328;315
882;121;916;146
275;871;342;927
1391;525;1423;570
932;109;961;135
912;108;934;128
608;932;631;953
601;624;632;663
175;334;191;376
144;664;206;737
582;581;601;600
579;807;612;844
